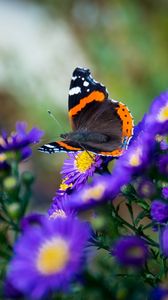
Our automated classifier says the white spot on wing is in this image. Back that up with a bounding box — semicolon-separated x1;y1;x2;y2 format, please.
83;81;89;87
69;87;81;96
45;144;55;148
72;76;77;80
111;99;118;103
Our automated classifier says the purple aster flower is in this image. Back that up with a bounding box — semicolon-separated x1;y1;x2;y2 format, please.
7;215;90;299
158;155;168;177
151;200;168;223
20;213;44;231
149;287;168;300
137;178;156;199
145;90;168;135
56;177;73;197
162;187;168;199
0;122;44;160
66;171;130;211
115;130;155;176
48;193;76;219
160;139;168;151
112;236;148;267
129;114;148;145
61;151;102;190
160;226;168;257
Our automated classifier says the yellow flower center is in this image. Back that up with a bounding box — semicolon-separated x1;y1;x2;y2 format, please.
36;237;70;275
129;149;141;167
75;151;95;173
82;183;105;202
60;178;72;191
157;105;168;122
49;209;67;219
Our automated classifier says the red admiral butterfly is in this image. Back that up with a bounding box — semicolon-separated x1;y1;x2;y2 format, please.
39;67;134;157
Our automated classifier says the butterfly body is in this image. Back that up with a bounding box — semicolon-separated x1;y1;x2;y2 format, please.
39;67;134;157
60;131;110;144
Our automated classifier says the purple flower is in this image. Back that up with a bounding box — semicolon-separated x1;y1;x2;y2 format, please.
151;200;168;223
162;187;168;199
137;179;156;199
112;236;148;267
149;287;168;300
66;171;130;211
129;114;148;145
0;122;44;160
158;155;168;177
146;91;168;135
115;130;155;176
160;226;168;256
160;139;168;151
48;194;76;219
61;151;102;190
7;215;90;299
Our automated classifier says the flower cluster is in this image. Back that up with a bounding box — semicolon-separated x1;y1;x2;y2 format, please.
0;122;44;170
2;90;168;299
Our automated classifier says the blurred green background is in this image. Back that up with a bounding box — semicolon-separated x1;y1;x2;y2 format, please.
0;0;167;210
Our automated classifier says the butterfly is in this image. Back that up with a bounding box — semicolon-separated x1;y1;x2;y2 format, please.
38;67;134;157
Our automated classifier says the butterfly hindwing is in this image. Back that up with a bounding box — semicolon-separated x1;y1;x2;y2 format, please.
38;141;82;154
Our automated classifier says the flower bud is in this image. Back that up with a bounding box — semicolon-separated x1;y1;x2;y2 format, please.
7;203;20;219
3;176;18;192
91;216;106;230
21;171;35;185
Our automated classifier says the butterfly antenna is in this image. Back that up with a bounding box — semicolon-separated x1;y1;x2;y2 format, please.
48;110;63;132
77;142;95;159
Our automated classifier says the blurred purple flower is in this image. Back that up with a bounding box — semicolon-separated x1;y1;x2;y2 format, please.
66;171;130;211
162;187;168;199
158;155;168;177
61;151;102;190
137;179;156;199
160;139;168;151
129;114;148;145
149;287;168;300
146;91;168;135
151;200;168;223
7;215;90;299
160;226;168;257
0;122;44;160
20;213;44;231
115;130;155;177
112;236;148;267
48;193;76;219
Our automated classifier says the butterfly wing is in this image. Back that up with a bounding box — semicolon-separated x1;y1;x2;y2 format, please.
68;67;133;156
39;67;133;156
68;67;108;130
38;141;82;154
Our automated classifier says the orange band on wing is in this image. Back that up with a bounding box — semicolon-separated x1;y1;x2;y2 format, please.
57;141;81;151
100;148;123;157
69;91;105;117
116;103;134;138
